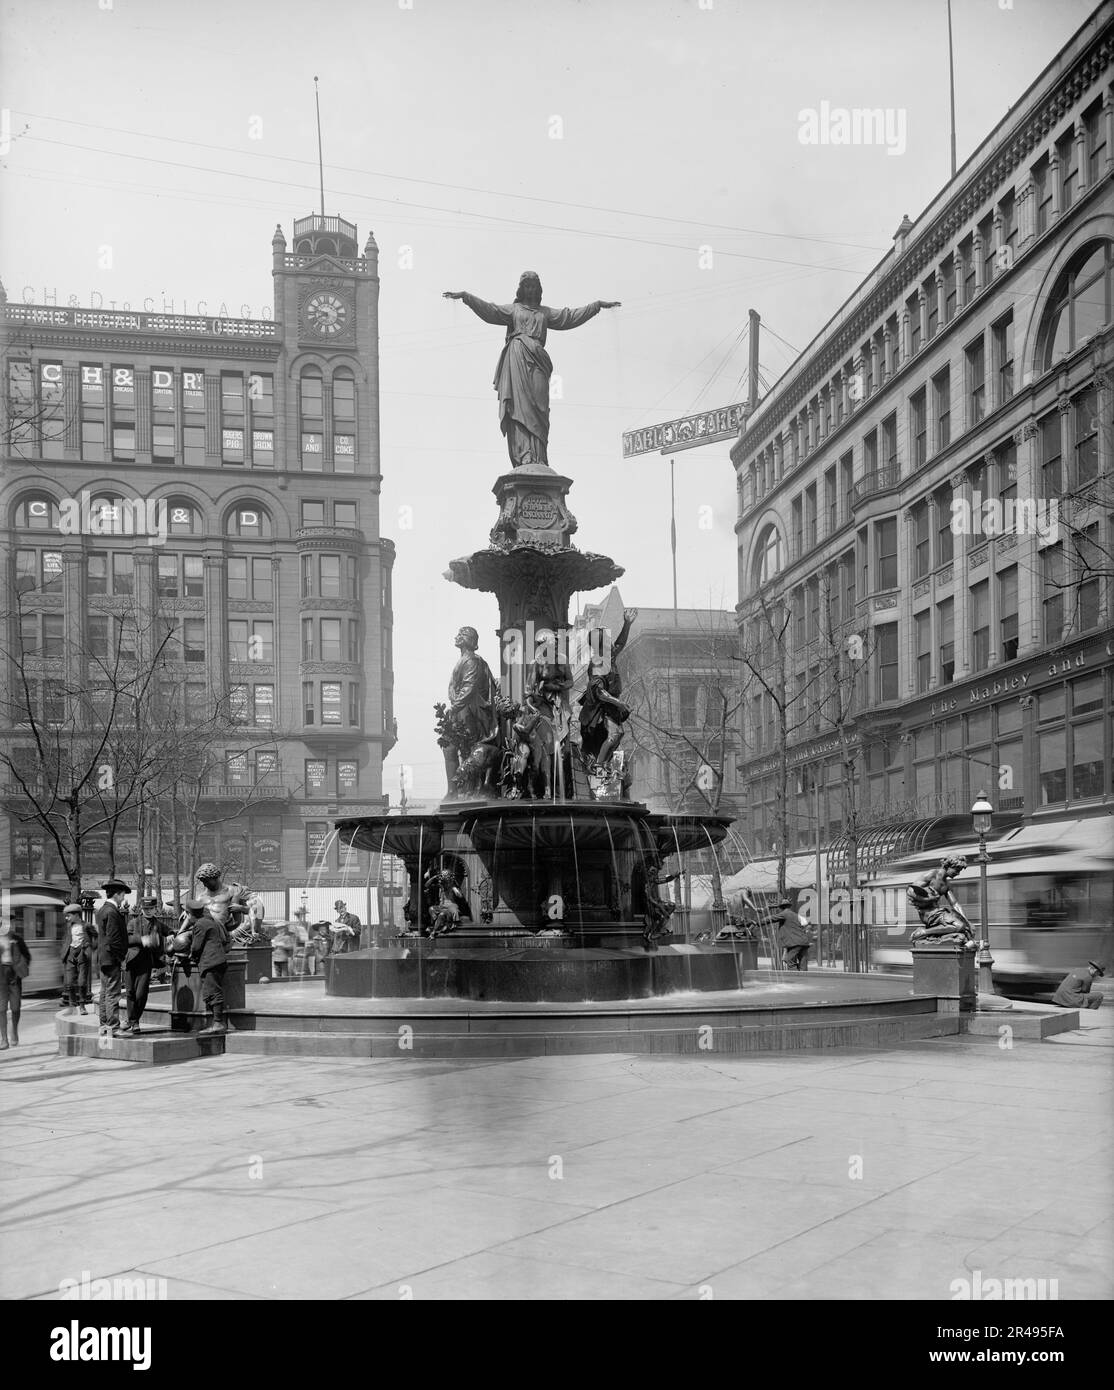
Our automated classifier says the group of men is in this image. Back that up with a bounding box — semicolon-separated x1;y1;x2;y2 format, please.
61;862;256;1038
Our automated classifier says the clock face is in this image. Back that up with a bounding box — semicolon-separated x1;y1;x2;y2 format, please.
305;292;350;336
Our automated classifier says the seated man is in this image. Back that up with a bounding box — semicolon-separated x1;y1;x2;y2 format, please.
1051;960;1104;1010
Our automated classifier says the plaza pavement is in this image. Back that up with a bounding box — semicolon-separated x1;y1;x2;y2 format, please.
2;995;1111;1301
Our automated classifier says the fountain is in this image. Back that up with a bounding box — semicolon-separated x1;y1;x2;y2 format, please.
329;274;748;1003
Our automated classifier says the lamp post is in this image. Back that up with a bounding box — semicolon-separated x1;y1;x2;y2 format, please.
971;790;995;1000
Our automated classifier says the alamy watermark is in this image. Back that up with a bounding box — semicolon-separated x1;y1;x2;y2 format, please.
798;885;906;932
950;493;1059;542
501;622;613;672
59;1270;167;1300
57;490;169;546
949;1270;1060;1301
798;102;907;156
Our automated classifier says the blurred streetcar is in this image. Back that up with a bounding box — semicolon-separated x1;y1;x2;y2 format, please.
2;881;70;994
869;817;1114;996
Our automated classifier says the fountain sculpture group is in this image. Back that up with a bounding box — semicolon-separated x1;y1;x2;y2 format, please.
331;274;747;1002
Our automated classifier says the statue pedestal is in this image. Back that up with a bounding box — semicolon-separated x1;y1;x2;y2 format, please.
912;945;976;1014
491;464;576;549
170;957;246;1031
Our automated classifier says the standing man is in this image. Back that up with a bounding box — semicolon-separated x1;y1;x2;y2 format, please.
1052;960;1105;1010
188;900;230;1035
776;897;812;971
120;895;164;1035
96;880;130;1035
59;903;93;1015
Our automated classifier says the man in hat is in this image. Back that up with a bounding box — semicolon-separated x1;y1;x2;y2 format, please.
95;880;131;1034
59;903;94;1015
1051;960;1105;1010
328;899;361;955
188;898;231;1034
776;897;812;971
120;895;165;1035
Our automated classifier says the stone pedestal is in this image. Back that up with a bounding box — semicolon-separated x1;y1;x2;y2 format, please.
912;945;977;1013
170;957;246;1031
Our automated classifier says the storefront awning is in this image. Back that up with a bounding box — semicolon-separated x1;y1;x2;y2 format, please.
826;818;948;882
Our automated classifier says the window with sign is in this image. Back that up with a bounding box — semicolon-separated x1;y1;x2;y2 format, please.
254;685;274;726
255;750;278;784
42;551;64;594
14;495;59;530
306;822;330;869
152;369;175;411
165;501;197;535
253;815;282;874
81;365;105;405
321;682;342;724
338;760;358;795
225;504;272;538
334;435;356;471
301;431;324;470
306;759;328;794
230;685;250;725
112;366;135;408
252;430;274;465
182;371;205;412
227;752;250;786
222;428;245;465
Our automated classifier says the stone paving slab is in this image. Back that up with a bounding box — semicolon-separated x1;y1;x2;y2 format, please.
2;998;1111;1300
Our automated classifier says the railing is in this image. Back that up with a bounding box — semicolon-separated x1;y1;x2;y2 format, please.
293;214;358;239
851;468;901;507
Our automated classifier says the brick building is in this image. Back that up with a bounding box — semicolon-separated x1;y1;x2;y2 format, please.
0;211;395;918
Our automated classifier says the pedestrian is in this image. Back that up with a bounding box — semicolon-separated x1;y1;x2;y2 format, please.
306;922;329;973
59;903;93;1015
776;897;811;971
120;895;164;1035
0;921;32;1049
95;879;131;1035
1051;960;1105;1010
328;899;361;954
271;925;293;980
188;900;230;1035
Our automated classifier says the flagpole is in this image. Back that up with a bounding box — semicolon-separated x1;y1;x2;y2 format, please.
946;0;957;178
314;76;325;216
670;457;678;627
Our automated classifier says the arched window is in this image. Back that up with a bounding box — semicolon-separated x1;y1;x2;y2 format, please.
88;494;127;536
1039;240;1112;370
225;503;272;539
753;525;783;587
13;494;60;531
163;498;201;535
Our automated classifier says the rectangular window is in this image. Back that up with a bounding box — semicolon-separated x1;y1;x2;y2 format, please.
221;373;244;414
301;431;323;470
114;616;137;662
1039;727;1067;805
302;617;316;661
320;556;341;598
251;557;273;603
301;500;326;527
320;618;342;661
1033;156;1051;236
348;684;361;727
915;610;931;693
88;553;107;595
971;580;990;671
306;759;328;794
876;623;899;703
251;621;273;662
980;215;995;287
338;759;358;795
333;375;356;420
942;257;957;324
1078;525;1102;632
935;484;954;566
993;312;1014;404
111;553;134;596
804;484;817;548
924;275;938;342
1072;720;1104;800
253;685;274;727
321;681;343;724
300;554;313;598
152;368;175;410
938;597;955;684
335;501;358;529
183;619;205;663
1074;387;1098;485
907;292;921;355
999;566;1018;662
348;619;360;663
183;424;205;468
112;425;136;461
913;502;931;579
347;555;360;599
881;414;897;470
221;427;244;465
910;388;927;468
333;434;356;472
961;236;976;304
303;681;315;725
157;555;179;597
153;424;176;462
227;557;248;601
182;371;205;411
251;429;274;465
228;620;249;661
875;517;897;590
230;685;250;725
1057;130;1076;212
966;336;985;424
1040;411;1062;497
249;371;274;416
81;420;105;462
1084;100;1107;187
112;366;135;408
87;616;109;660
1042;545;1064;645
226;752;250;787
183;556;204;598
81;364;105;405
933;368;950;451
306;822;330;869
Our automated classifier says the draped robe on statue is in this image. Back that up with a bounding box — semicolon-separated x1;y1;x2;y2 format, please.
460;294;603;468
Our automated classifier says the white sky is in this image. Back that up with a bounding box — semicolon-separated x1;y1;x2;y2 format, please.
0;0;1095;798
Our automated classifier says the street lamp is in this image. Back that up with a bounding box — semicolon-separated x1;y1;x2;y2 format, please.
971;790;996;1000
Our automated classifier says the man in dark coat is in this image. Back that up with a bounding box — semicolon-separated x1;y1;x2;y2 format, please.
95;880;130;1034
189;900;230;1035
120;895;165;1035
776;898;812;971
1051;960;1104;1010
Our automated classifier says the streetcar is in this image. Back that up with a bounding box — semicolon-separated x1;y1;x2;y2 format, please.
869;817;1114;996
2;881;70;994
